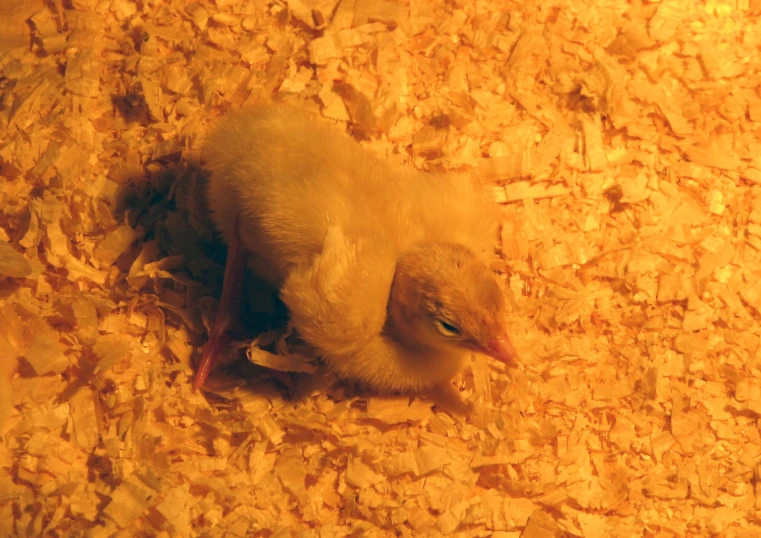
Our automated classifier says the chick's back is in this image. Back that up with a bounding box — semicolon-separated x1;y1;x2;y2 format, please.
203;104;498;285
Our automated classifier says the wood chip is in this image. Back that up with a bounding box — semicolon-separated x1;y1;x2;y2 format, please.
0;240;33;278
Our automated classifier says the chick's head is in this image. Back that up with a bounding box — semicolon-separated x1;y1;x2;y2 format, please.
389;242;517;366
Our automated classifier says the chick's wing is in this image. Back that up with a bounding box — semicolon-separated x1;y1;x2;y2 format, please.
280;226;396;357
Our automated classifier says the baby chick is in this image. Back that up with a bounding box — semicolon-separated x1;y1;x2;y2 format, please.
196;103;517;392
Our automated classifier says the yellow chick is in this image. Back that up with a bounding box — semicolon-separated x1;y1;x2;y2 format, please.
196;103;516;392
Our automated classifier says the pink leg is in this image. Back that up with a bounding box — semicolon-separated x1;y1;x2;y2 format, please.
194;218;248;391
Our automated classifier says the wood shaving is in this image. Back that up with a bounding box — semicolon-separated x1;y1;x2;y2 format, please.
2;0;760;536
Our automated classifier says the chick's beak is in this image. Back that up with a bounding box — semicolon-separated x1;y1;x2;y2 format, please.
483;334;518;367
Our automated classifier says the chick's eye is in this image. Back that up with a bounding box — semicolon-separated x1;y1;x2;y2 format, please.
435;319;461;337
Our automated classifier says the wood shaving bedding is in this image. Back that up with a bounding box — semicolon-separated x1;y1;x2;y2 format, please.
1;0;760;536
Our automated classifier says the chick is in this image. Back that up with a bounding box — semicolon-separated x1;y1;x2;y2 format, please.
196;103;517;392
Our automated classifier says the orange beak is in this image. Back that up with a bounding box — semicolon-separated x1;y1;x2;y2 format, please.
483;335;518;367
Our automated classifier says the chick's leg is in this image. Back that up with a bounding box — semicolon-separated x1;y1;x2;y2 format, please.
194;218;248;390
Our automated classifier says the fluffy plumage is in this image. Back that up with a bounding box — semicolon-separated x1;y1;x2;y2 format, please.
200;103;516;392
